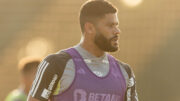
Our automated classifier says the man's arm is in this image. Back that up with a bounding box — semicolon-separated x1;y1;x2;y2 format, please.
126;71;138;101
117;61;139;101
27;51;71;101
123;64;138;101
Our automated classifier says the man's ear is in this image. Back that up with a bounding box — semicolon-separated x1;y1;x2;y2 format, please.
84;22;95;34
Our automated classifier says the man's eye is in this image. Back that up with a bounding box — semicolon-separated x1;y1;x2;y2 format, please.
109;25;113;27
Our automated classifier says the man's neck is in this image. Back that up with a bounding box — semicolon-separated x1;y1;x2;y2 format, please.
80;41;105;57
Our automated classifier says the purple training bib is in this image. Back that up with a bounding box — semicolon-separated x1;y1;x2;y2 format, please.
51;48;126;101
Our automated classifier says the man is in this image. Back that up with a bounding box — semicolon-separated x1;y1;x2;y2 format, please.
28;0;138;101
5;57;41;101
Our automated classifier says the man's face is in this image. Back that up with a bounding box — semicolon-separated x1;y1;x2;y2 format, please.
94;13;121;52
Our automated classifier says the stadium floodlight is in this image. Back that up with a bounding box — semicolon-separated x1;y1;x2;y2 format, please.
121;0;143;7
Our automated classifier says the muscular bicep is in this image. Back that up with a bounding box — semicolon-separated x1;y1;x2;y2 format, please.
28;52;71;101
126;77;138;101
28;57;60;100
117;61;139;101
126;67;139;101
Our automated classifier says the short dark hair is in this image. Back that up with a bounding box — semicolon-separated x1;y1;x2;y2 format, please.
79;0;117;32
18;57;41;75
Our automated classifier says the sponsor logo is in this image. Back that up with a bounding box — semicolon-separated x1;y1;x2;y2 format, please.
41;74;58;99
41;88;51;99
73;89;121;101
128;77;134;87
48;74;58;90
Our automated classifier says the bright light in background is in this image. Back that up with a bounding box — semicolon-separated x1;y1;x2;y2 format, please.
121;0;143;7
25;37;53;57
17;37;54;61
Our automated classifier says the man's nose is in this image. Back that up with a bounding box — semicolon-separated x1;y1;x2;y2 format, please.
114;27;121;35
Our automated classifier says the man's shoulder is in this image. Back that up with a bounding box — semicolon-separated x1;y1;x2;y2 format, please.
114;58;133;77
41;50;73;72
45;50;71;62
117;60;131;70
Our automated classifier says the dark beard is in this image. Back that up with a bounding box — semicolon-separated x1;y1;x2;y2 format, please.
94;29;118;52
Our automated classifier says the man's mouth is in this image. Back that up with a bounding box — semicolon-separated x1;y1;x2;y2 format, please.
111;36;118;42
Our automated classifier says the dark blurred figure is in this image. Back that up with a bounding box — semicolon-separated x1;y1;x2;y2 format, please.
5;57;41;101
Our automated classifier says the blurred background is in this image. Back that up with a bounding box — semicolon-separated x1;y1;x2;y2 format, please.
0;0;180;101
